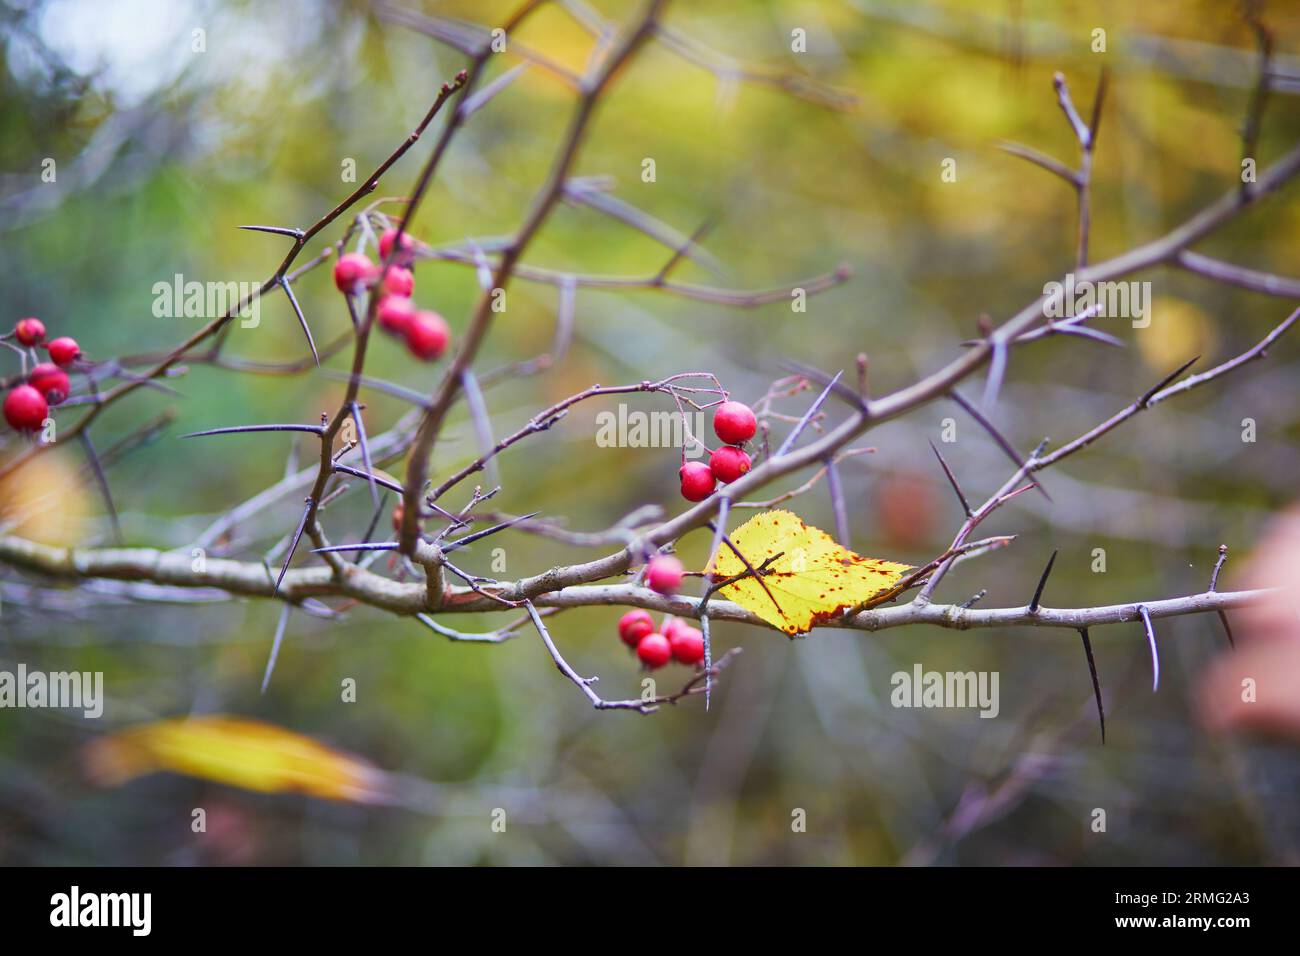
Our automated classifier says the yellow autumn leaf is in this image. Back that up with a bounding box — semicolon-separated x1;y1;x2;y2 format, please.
710;509;913;636
83;716;392;805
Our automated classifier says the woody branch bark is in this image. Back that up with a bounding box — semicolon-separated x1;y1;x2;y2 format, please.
0;533;1273;636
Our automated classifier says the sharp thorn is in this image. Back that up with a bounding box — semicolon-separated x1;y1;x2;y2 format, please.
1028;549;1058;612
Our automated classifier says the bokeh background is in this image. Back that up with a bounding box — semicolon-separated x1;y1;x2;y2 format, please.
3;0;1300;865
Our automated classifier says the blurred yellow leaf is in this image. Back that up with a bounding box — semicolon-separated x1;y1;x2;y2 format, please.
84;716;393;804
711;509;912;635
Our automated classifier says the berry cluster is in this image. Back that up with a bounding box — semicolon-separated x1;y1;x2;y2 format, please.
2;317;81;434
678;400;757;502
333;228;450;361
617;609;705;670
611;554;705;669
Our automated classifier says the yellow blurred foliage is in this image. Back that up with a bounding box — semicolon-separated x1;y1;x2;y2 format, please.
1138;295;1219;373
508;4;597;91
83;716;394;805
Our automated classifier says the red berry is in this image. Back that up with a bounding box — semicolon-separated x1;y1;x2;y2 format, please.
709;445;752;483
14;318;45;346
378;228;416;264
46;336;80;368
381;266;415;298
4;385;48;432
391;502;404;532
645;555;684;595
618;609;655;647
333;252;375;294
713;400;757;445
377;295;417;335
678;460;716;502
636;633;672;669
661;616;686;641
669;625;705;665
405;310;450;361
28;363;70;405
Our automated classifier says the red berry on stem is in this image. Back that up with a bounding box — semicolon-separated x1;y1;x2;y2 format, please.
333;252;375;294
618;609;655;647
381;266;415;298
14;318;45;346
636;633;672;669
4;385;48;432
391;502;405;532
661;617;686;640
669;624;705;665
377;295;417;335
405;310;450;360
709;445;752;483
46;336;80;368
713;400;757;445
29;363;70;405
679;460;716;502
378;228;416;264
645;555;684;595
